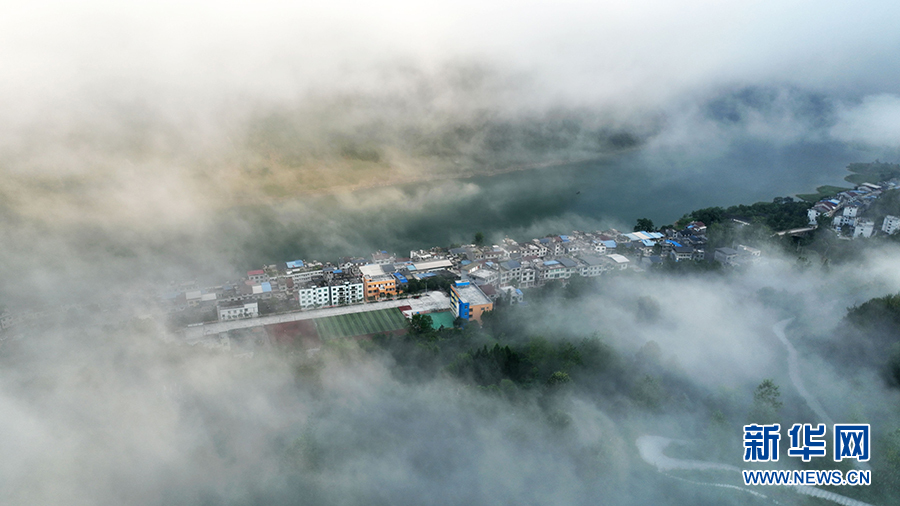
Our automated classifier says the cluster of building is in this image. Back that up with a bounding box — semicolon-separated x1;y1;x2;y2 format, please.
806;181;900;238
145;179;900;327
172;220;754;324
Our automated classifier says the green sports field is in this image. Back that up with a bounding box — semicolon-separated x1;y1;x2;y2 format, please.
314;308;408;340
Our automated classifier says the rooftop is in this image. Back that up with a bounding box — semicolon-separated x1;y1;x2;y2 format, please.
558;257;578;268
453;283;492;306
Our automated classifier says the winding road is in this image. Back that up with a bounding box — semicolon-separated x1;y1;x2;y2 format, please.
637;435;873;506
772;318;833;426
634;319;875;506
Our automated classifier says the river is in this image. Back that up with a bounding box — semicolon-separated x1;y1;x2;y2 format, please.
220;138;879;266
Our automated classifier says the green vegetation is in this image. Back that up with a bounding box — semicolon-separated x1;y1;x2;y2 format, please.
796;185;851;203
669;198;812;255
863;186;900;220
749;379;782;424
794;294;900;504
846;293;900;330
676;199;810;232
845;161;900;185
315;308;407;339
402;275;455;295
634;217;654;232
407;313;434;335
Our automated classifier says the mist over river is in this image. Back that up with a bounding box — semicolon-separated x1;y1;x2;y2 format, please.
223;139;884;268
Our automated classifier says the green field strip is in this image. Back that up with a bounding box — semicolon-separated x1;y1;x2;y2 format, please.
361;311;380;332
350;313;367;335
314;308;408;339
337;315;353;338
319;318;337;340
371;311;391;333
357;311;377;333
386;309;406;328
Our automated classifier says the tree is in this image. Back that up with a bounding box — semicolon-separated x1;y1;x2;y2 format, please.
474;231;485;246
632;374;664;410
750;379;783;423
408;314;434;335
634;218;655;232
547;371;572;386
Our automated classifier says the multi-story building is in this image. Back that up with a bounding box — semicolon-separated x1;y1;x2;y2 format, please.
247;269;268;284
552;237;566;256
530;239;551;257
498;260;522;285
371;251;396;265
364;275;397;300
539;260;568;282
329;279;365;305
557;257;580;277
854;219;875;238
669;246;695;262
519;265;537;288
714;247;739;265
450;281;494;324
578;255;606;277
590;241;608;255
470;267;500;286
285;266;323;285
297;282;332;309
603;254;631;270
217;301;259;321
883;215;900;235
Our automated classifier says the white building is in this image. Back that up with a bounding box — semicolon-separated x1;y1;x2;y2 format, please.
530;240;550;257
498;260;522;285
854;219;875;238
669;246;694;262
247;269;268;284
470;268;500;286
737;245;761;257
833;215;856;229
578;255;606;277
298;283;332;308
371;251;395;265
714;247;739;265
519;267;537;288
286;266;323;285
604;254;630;270
540;260;569;281
883;215;900;235
217;301;259;321
498;285;524;304
329;281;364;306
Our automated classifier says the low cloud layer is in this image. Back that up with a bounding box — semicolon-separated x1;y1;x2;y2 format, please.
2;4;900;504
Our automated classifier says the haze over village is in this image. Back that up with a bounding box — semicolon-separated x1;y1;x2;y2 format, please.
3;2;900;505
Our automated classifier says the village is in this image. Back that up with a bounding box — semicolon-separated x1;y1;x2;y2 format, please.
3;178;899;355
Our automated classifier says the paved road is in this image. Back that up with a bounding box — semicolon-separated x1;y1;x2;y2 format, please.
637;435;873;506
635;319;875;506
772;318;833;426
182;291;451;341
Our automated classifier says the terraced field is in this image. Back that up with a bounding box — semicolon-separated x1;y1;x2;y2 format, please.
315;308;408;339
